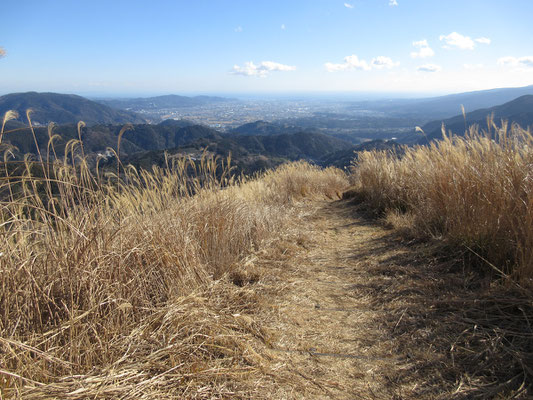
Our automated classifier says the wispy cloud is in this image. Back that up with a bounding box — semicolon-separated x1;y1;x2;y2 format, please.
475;37;491;45
234;26;243;33
232;61;296;77
344;3;354;9
325;54;399;72
417;64;442;73
439;32;490;50
498;56;533;69
389;0;398;6
410;39;434;58
0;47;6;59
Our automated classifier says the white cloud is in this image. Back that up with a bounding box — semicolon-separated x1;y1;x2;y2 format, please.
325;55;370;72
498;56;533;69
281;24;286;30
344;3;354;8
410;39;435;58
260;61;296;71
234;26;243;33
389;0;398;6
371;56;400;69
326;54;399;72
475;37;491;45
0;47;6;58
232;61;297;77
439;32;491;50
417;64;442;73
439;32;475;50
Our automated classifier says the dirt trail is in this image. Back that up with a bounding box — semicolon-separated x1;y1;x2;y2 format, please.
245;197;530;399
259;199;436;399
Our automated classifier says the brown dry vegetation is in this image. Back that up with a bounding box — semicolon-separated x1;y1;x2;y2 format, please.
347;121;533;398
256;199;533;399
352;122;533;286
0;113;348;399
3;110;533;399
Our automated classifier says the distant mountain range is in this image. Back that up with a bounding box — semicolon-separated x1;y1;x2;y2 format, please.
1;122;221;157
97;94;236;111
359;84;533;120
2;88;533;173
0;92;235;127
420;94;533;142
230;120;312;136
0;92;146;125
0;115;353;174
120;128;351;174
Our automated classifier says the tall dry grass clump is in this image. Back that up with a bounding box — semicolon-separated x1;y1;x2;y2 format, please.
0;114;348;399
352;122;533;285
243;161;347;205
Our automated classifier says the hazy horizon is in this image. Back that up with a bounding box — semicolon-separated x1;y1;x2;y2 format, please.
1;1;532;96
0;89;457;100
3;84;533;103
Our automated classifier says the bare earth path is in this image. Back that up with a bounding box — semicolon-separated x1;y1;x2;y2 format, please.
258;199;451;399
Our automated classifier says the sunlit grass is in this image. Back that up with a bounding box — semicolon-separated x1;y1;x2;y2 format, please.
0;112;349;398
351;121;533;285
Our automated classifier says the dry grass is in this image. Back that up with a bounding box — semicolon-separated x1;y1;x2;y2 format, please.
0;114;349;399
348;122;533;397
351;122;533;286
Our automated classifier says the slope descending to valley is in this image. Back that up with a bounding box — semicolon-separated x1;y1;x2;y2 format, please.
1;112;531;399
1;153;531;398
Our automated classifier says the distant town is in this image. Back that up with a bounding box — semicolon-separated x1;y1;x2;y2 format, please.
123;99;341;130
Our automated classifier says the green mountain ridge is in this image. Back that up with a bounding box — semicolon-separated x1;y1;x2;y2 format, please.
0;123;224;157
0;92;147;125
120;129;352;173
420;94;533;142
0;119;353;174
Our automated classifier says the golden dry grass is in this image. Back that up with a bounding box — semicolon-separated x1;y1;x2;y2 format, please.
0;115;349;399
246;198;533;399
351;122;533;286
344;121;533;398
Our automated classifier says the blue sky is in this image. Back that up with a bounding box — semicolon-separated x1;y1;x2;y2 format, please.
1;0;532;96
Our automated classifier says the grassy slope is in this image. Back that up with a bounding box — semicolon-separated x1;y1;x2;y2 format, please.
2;113;533;398
351;122;533;284
0;128;348;398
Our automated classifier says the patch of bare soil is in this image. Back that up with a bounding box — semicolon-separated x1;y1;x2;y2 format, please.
254;199;532;399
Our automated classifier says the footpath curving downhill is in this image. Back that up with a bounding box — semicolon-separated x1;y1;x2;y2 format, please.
253;198;531;399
